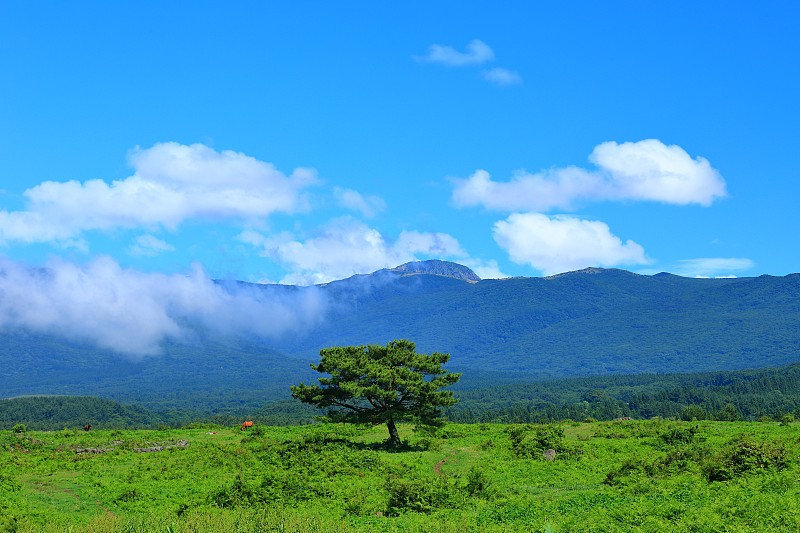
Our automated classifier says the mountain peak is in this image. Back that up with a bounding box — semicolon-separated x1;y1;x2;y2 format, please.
390;260;480;282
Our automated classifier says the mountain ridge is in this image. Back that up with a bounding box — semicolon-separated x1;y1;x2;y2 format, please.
2;262;799;410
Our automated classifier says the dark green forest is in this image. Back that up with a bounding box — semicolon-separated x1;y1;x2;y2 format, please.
4;362;800;430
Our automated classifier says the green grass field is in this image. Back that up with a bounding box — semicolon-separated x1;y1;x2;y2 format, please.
1;419;798;532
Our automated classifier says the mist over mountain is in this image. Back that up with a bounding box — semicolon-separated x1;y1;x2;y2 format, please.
2;260;799;411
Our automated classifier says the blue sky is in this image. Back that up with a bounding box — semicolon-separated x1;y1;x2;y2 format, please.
1;2;798;286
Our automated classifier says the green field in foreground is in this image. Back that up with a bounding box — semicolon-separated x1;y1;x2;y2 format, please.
1;420;799;532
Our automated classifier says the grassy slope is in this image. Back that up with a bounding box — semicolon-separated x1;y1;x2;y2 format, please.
1;420;799;532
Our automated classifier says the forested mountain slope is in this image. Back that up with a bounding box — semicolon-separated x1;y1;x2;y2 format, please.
1;261;799;408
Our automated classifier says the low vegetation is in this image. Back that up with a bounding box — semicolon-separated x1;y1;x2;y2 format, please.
2;419;799;532
5;362;800;431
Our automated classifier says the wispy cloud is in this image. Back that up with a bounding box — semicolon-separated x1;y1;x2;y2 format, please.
416;39;495;66
452;139;727;211
482;67;522;86
333;187;386;218
416;39;522;85
129;234;175;257
493;213;649;276
673;257;755;278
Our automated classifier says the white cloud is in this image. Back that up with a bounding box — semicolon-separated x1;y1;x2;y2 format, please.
0;256;327;357
417;39;495;66
240;218;467;285
462;258;507;280
673;257;755;278
589;140;726;206
452;139;727;211
493;213;649;276
0;142;317;245
129;234;175;257
482;67;522;86
333;187;386;218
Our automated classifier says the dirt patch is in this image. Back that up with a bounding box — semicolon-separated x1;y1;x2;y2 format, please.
434;450;456;475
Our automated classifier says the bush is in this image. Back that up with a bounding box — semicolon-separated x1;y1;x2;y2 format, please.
715;404;742;422
680;405;707;421
12;424;26;434
385;469;459;515
463;466;494;498
208;473;255;508
703;435;788;482
659;425;698;446
508;424;575;459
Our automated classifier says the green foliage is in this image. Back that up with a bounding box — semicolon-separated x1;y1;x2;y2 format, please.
703;435;788;481
715;403;743;421
681;405;708;421
291;340;460;446
11;423;26;434
448;362;800;425
0;396;160;431
463;466;494;498
659;425;698;446
209;473;258;509
2;420;800;531
385;467;459;515
508;424;576;459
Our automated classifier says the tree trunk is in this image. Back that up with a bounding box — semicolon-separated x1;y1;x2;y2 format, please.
386;419;401;447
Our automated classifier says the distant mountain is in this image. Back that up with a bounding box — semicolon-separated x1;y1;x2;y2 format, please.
388;260;480;282
2;262;800;412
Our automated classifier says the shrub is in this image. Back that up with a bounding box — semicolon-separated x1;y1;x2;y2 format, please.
715;403;742;422
508;424;577;459
703;435;788;482
463;466;494;498
659;425;698;446
680;405;707;421
114;488;141;503
385;469;459;515
208;473;255;508
12;424;26;434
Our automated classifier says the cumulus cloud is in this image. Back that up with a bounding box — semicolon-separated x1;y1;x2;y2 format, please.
333;187;386;218
0;256;327;357
240;218;467;285
461;258;507;280
416;39;494;66
493;213;649;276
129;234;175;257
0;142;317;245
482;67;522;86
673;257;755;278
452;139;727;211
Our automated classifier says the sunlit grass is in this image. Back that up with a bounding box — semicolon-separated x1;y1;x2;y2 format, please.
2;420;799;532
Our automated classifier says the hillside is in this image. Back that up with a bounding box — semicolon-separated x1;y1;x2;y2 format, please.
2;420;799;531
273;266;800;377
1;261;800;409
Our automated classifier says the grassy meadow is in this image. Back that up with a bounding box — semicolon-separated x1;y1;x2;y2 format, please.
1;419;799;532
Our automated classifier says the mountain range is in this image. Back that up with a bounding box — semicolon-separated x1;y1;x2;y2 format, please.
2;260;799;412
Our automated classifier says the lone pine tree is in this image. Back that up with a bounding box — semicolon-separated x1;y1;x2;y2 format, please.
291;339;461;446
